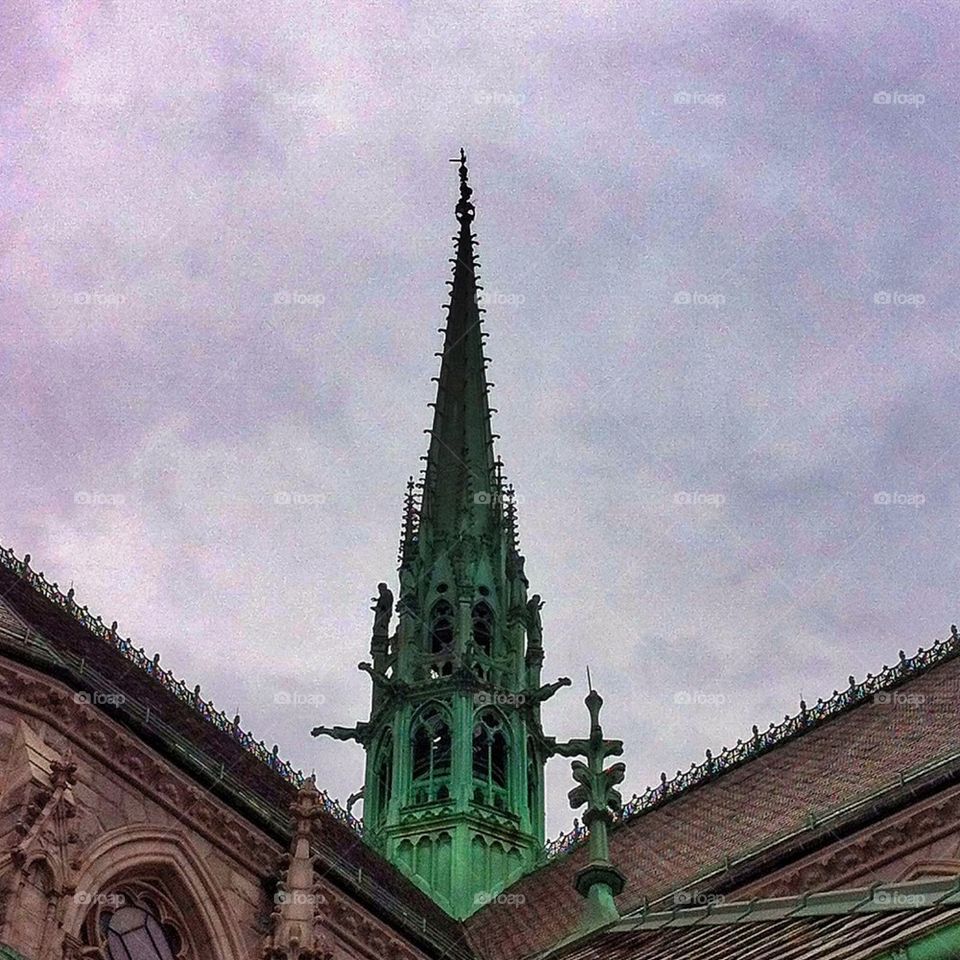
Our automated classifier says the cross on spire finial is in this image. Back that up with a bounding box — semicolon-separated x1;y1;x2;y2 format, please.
449;147;474;223
449;146;468;176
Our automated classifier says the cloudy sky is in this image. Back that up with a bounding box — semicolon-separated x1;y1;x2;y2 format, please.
3;0;958;836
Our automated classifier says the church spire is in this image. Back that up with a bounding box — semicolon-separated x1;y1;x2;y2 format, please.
313;154;568;919
418;148;500;544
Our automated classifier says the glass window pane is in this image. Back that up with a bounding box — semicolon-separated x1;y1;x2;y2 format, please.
107;930;134;960
145;914;177;960
109;907;148;935
105;900;179;960
121;926;162;960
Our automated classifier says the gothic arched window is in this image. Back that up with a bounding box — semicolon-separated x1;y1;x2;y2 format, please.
104;903;181;960
472;711;508;809
472;602;494;657
428;601;455;655
374;731;393;824
427;600;455;679
81;882;188;960
411;706;452;804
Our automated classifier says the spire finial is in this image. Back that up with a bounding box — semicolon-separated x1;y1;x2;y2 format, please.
449;146;474;224
399;475;420;566
547;683;626;929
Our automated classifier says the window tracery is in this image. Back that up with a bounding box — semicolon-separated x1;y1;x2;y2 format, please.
80;881;190;960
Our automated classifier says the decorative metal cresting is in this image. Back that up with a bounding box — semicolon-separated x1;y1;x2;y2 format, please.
544;626;960;861
547;677;626;929
0;544;362;835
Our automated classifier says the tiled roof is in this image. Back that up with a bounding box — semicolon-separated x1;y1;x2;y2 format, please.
545;628;960;860
467;632;960;960
544;879;960;960
9;536;960;960
0;545;472;960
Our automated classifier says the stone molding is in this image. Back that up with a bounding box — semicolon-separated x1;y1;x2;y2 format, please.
739;781;960;898
0;656;282;879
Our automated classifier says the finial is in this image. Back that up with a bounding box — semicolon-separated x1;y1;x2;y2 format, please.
552;682;626;929
449;146;468;183
586;665;594;693
449;147;474;224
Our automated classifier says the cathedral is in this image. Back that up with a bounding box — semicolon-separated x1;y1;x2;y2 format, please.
3;155;960;960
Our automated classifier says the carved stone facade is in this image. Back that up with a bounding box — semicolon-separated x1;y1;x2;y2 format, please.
0;655;431;960
734;779;960;901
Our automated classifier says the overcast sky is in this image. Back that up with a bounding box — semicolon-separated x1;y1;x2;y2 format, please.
3;0;958;836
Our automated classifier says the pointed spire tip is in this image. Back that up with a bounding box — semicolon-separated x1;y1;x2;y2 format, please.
450;146;474;223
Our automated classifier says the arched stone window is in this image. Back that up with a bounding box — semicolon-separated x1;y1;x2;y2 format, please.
527;737;540;825
411;706;452;804
472;602;494;657
472;711;508;810
427;600;455;678
63;828;243;960
81;881;189;959
428;601;454;654
374;730;393;825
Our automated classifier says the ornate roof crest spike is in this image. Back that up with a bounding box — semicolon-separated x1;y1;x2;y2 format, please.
546;684;626;931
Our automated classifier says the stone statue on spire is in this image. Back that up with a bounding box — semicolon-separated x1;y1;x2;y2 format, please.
524;675;571;705
525;594;544;647
311;723;369;744
358;661;409;698
371;582;393;637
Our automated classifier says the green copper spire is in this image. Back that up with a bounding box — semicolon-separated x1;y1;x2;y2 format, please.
313;151;570;919
419;148;499;543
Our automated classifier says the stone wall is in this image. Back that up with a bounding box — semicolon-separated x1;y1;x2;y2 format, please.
733;778;960;900
0;654;430;960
